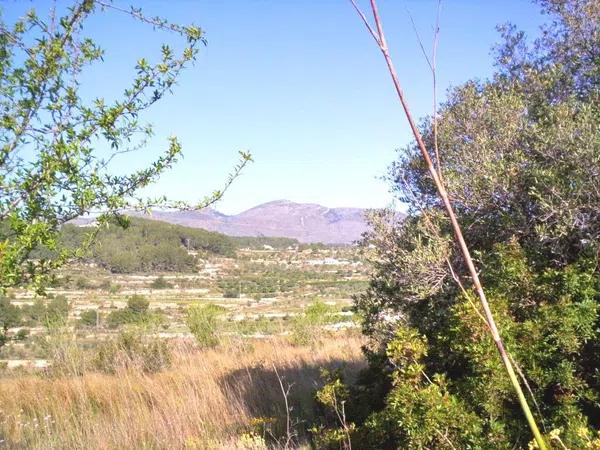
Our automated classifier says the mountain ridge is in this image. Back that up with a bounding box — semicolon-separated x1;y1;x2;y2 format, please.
133;200;376;244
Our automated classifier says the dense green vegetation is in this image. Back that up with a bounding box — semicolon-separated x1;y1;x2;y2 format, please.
32;217;302;274
0;295;70;347
70;218;235;272
0;0;224;291
185;304;225;348
315;1;600;449
106;295;165;329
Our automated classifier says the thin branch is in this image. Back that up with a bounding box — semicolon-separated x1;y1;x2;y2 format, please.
508;352;547;433
435;428;458;450
273;364;295;449
406;8;433;71
349;0;381;46
432;0;442;182
406;1;443;180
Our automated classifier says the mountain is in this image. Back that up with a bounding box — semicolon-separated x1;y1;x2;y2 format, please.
134;200;377;244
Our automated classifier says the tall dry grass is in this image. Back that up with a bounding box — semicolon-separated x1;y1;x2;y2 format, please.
0;335;364;449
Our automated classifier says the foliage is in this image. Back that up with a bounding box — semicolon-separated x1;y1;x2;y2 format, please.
78;309;98;327
289;300;335;345
106;295;163;328
311;369;355;450
0;1;251;292
345;1;600;448
94;328;171;374
0;295;22;347
150;275;172;289
185;303;224;348
44;295;70;326
54;217;236;272
234;315;281;336
34;218;300;274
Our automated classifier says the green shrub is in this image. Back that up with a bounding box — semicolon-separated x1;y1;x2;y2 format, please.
347;1;600;447
150;276;172;289
13;328;29;341
223;289;239;298
311;369;355;450
106;295;157;328
79;309;98;327
44;295;70;327
94;328;171;374
289;300;334;345
0;297;22;331
22;299;46;325
235;315;280;336
75;276;92;290
185;304;225;348
127;295;149;314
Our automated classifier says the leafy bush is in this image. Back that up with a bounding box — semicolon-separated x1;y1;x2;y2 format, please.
53;218;242;273
342;1;600;448
0;297;22;347
44;296;70;327
186;304;225;348
290;300;334;345
235;316;280;336
75;277;92;290
150;276;172;289
223;289;239;298
94;328;171;374
106;295;162;329
127;295;149;315
79;310;98;327
0;297;22;331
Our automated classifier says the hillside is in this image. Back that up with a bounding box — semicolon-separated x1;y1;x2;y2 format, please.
134;200;378;244
48;218;298;273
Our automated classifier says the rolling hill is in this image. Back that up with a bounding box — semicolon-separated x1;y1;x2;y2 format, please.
134;200;374;244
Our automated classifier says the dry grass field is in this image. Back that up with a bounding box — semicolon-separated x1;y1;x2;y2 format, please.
0;245;368;448
0;335;364;449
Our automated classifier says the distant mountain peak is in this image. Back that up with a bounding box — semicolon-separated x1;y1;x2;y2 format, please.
127;200;390;244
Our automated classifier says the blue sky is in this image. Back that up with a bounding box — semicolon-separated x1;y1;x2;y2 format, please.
3;1;546;214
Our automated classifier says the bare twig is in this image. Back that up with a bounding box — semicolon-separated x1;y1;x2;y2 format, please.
432;0;442;182
273;364;295;449
435;428;458;450
349;0;381;46
446;259;488;327
349;1;547;448
406;1;443;180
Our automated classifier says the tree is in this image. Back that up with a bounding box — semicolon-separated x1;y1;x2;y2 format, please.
318;0;600;448
0;1;251;292
106;294;152;328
